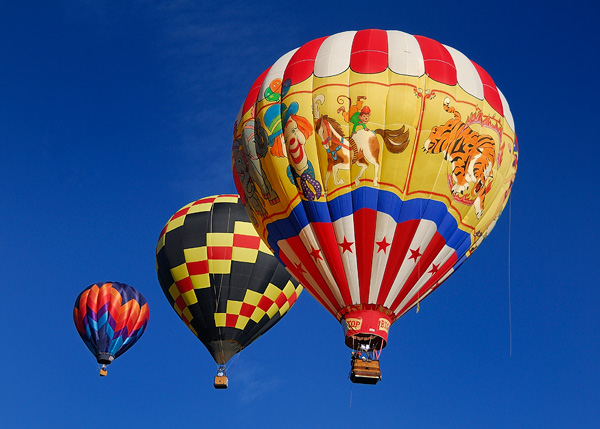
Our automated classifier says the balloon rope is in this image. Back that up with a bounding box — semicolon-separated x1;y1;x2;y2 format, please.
218;208;234;365
93;356;101;373
211;203;227;365
349;383;353;408
227;351;241;375
508;197;513;357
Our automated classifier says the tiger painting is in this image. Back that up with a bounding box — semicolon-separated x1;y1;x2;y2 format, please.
423;98;495;219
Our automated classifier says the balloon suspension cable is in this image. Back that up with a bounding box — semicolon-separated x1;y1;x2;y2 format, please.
508;196;513;357
210;204;230;366
349;383;353;408
227;350;241;376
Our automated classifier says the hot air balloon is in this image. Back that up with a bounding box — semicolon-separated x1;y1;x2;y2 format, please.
232;29;518;384
155;194;302;389
73;282;149;376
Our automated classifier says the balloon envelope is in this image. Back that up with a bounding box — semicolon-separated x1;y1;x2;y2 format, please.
156;194;302;365
232;29;518;350
73;282;149;364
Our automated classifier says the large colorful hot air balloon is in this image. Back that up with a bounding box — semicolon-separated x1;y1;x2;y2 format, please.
232;29;518;383
155;194;302;388
73;282;149;376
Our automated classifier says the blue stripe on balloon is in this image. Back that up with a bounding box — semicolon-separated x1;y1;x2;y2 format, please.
109;336;124;355
266;188;470;251
105;321;115;341
89;316;99;333
97;311;108;329
456;236;472;257
353;187;378;212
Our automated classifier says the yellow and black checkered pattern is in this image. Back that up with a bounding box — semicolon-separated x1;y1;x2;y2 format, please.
156;194;302;365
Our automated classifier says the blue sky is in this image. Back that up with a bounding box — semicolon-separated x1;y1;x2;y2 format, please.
1;1;598;428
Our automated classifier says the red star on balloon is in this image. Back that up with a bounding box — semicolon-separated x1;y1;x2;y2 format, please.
376;237;391;253
294;261;305;274
310;247;322;260
428;263;439;275
408;247;422;261
338;237;354;253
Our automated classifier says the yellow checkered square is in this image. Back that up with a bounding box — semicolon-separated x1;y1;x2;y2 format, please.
233;221;256;236
231;246;259;263
242;290;262;306
206;232;234;247
190;273;210;289
208;259;231;274
183;246;207;262
187;201;214;214
214;195;239;204
266;302;280;318
182;307;193;325
180;289;198;306
170;263;190;282
282;281;297;299
165;215;186;234
263;283;283;302
235;315;250;330
278;301;291;315
214;313;227;327
156;235;166;253
168;283;179;302
250;307;267;323
226;300;242;315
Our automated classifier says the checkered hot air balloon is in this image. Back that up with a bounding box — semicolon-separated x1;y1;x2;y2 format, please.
232;29;518;384
73;282;149;376
155;194;302;389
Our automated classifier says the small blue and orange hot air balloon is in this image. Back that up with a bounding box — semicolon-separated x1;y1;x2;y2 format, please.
73;282;149;376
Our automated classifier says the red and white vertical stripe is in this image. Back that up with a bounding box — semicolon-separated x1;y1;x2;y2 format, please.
240;29;514;132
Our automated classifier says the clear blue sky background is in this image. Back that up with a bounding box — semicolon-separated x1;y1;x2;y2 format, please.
1;1;598;428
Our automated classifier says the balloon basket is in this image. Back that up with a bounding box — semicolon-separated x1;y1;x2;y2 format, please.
350;358;381;385
99;365;108;377
214;375;228;389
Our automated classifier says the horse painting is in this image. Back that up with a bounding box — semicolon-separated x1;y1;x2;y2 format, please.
315;114;410;189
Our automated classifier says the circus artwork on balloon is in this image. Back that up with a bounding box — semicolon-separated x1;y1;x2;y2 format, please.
232;30;518;357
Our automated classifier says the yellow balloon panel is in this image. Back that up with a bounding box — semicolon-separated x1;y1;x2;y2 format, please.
232;30;517;333
236;72;516;238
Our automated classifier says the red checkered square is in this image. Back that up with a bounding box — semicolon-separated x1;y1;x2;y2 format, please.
257;295;274;312
226;313;239;327
176;277;194;293
174;295;187;312
233;234;261;249
187;260;209;276
240;302;256;318
207;246;233;260
274;293;287;308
